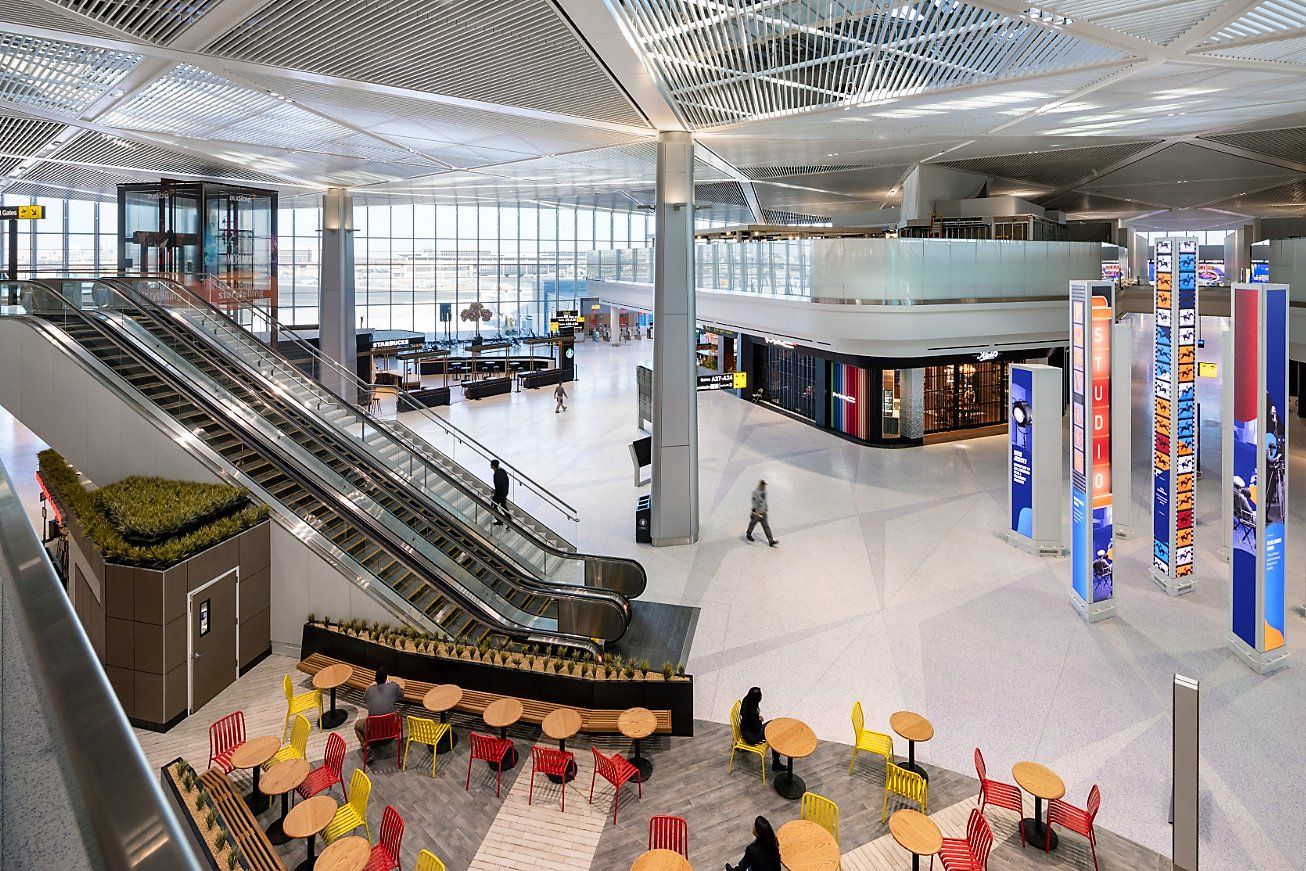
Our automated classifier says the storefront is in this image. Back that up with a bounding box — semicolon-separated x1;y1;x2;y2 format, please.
740;333;1039;446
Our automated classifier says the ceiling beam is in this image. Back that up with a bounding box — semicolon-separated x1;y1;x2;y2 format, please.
1170;0;1265;51
696;143;764;221
1183;135;1306;174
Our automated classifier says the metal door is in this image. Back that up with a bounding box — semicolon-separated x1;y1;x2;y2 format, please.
188;568;238;713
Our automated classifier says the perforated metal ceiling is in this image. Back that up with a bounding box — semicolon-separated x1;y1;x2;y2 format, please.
51;0;222;44
0;0;123;38
51;130;287;184
1202;0;1306;44
761;209;831;225
1046;0;1229;45
937;142;1161;188
204;0;647;127
1201;126;1306;164
0;113;67;177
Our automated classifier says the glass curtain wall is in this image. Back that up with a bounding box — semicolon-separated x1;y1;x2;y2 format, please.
0;193;118;274
350;200;655;339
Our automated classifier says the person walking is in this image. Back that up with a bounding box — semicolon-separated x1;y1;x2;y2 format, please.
746;479;778;547
490;459;509;526
554;381;568;413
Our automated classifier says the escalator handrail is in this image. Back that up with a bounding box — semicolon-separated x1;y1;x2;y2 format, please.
14;281;608;656
112;276;648;597
98;281;633;622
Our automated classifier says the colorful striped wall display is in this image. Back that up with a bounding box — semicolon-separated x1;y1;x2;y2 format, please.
829;362;870;440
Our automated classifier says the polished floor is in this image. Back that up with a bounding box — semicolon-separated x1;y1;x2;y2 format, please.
1;316;1301;869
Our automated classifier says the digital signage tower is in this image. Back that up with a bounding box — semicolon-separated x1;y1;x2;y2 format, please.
1006;364;1063;555
1228;283;1290;674
1070;281;1117;622
1152;237;1199;596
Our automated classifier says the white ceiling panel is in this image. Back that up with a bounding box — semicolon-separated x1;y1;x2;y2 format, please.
50;0;223;44
1200;0;1306;44
0;0;125;38
0;31;140;115
1047;0;1229;44
1077;141;1301;206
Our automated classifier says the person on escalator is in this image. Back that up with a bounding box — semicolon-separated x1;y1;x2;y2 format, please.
491;459;509;527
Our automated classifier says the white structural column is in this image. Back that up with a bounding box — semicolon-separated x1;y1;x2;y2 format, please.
650;131;699;546
320;187;357;403
1128;230;1148;285
1112;320;1134;538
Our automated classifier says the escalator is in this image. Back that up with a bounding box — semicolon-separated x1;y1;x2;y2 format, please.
7;280;622;656
114;275;647;599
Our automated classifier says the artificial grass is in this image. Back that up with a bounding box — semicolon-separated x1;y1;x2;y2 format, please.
38;450;267;569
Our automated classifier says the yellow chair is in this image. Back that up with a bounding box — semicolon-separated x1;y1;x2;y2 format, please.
401;714;451;778
882;761;928;821
728;699;768;783
281;674;323;741
801;791;840;843
265;714;311;769
323;768;372;844
415;850;446;871
849;701;895;776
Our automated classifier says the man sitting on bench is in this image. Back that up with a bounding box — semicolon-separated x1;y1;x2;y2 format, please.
354;669;404;746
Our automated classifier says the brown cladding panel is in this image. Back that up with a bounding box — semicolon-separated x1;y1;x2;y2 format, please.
239;567;269;622
105;616;134;669
240;607;270;668
104;563;134;620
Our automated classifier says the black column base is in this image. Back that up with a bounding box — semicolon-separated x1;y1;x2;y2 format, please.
904;762;929;782
773;770;805;800
631;757;653;782
547;759;578;784
321;709;348;730
488;745;519;772
266;818;290;845
1021;818;1059;851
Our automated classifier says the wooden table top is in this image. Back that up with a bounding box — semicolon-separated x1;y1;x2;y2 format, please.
282;795;337;840
316;835;371;871
1013;761;1065;800
630;848;692;871
618;707;657;741
890;711;935;743
229;735;280;770
423;684;463;713
259;758;311;796
483;697;524;730
777;819;840;871
313;663;353;691
889;809;942;856
542;708;583;741
765;718;818;760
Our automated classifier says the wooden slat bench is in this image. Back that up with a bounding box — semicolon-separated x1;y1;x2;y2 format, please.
200;768;287;871
298;652;672;735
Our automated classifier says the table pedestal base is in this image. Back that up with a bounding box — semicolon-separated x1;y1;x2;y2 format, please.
903;762;929;782
321;708;348;730
293;858;317;871
488;745;519;772
547;759;578;784
267;818;290;845
245;792;271;815
773;770;805;800
631;756;653;782
1021;818;1058;851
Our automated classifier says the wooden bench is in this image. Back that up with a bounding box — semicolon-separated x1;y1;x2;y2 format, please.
298;652;672;735
199;768;287;871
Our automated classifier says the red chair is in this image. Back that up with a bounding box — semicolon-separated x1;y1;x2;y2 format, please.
208;711;245;774
529;746;575;811
364;806;403;871
1047;785;1102;871
648;815;688;858
589;746;642;824
974;748;1024;839
297;733;347;802
466;731;514;797
939;808;994;870
361;713;403;769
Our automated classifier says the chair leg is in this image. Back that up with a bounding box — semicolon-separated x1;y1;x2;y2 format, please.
589;769;597;804
401;740;408;771
561;777;566;813
465;754;473;791
495;764;502;798
849;746;858;775
1090;834;1099;871
529;769;536;806
728;747;736;774
431;746;437;779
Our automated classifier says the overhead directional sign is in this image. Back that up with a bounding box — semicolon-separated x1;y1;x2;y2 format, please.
696;371;747;391
0;205;44;220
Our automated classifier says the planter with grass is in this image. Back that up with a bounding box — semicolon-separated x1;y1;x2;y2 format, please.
161;759;245;871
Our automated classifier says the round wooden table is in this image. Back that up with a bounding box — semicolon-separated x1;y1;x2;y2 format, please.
260;758;310;844
631;848;692;871
1013;761;1065;852
619;707;657;782
890;711;934;782
542;707;582;783
230;735;281;814
765;718;817;800
423;683;463;751
315;835;371;871
777;819;840;871
283;794;337;871
889;809;942;871
483;697;524;771
313;664;354;730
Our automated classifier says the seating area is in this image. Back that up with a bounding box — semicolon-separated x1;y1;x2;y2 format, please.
133;655;1165;871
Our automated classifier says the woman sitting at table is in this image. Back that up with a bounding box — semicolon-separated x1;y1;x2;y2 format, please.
726;816;781;871
739;687;783;769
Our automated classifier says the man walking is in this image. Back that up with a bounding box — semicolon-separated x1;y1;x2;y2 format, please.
554;381;568;413
746;479;778;547
491;459;509;526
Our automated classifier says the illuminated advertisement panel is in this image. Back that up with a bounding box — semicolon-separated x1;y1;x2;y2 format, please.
1010;366;1033;536
1230;284;1289;667
1071;281;1115;614
1152;237;1198;590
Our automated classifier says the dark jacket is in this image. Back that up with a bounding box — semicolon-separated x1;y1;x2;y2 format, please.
733;839;781;871
740;698;764;745
492;467;509;501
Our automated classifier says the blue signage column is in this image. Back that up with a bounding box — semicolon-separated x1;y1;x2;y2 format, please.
1152;237;1199;596
1005;364;1063;555
1070;281;1117;622
1228;282;1290;674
